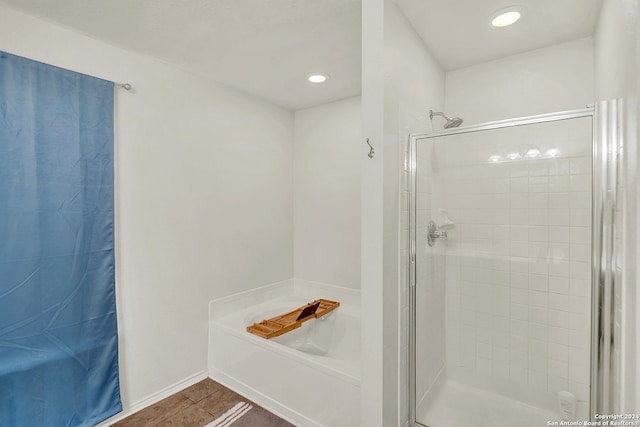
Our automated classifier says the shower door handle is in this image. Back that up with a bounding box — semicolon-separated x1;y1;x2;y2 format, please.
427;221;447;246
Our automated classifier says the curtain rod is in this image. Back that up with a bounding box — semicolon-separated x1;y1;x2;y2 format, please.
114;82;132;91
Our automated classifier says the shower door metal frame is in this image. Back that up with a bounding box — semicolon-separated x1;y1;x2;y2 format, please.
407;107;612;427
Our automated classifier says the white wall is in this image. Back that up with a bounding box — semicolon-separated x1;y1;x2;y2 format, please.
594;0;639;413
361;0;385;424
293;96;361;289
445;37;595;125
0;4;294;412
385;2;446;425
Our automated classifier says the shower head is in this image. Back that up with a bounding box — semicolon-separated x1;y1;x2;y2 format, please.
429;110;463;129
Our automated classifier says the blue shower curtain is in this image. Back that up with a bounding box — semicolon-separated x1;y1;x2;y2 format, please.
0;51;122;426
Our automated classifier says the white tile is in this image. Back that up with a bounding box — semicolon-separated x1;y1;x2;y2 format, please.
549;158;570;176
493;330;510;348
510;241;529;257
569;360;590;384
510;163;529;178
510;177;529;193
494;225;510;240
528;160;549;177
549;226;570;243
529;340;548;369
529;226;549;242
510;193;529;209
509;365;528;384
569;313;590;331
570;227;590;245
529;242;549;260
529;371;548;391
529;307;547;324
548;375;569;393
569;327;590;349
548;209;569;226
549;276;569;294
569;346;590;367
529;354;548;373
549;176;569;193
570;244;591;262
529;193;549;209
530;323;548;341
548;310;569;328
549;242;569;261
570;279;591;297
477;341;492;359
510;336;527;353
494;347;509;362
476;357;492;376
529;209;549;226
510;319;528;337
548;192;569;209
549;261;569;278
570;262;590;279
510;260;529;273
569;382;590;402
510;303;529;321
549;327;569;345
529;290;548;308
510;272;529;289
477;328;492;343
548;359;569;378
492;360;510;379
510;209;529;226
529;274;548;292
529;261;549;275
529;177;549;193
569;174;591;192
569;157;592;175
510;226;529;241
570;192;591;209
549;293;569;311
510;288;528;305
569;211;591;232
548;343;569;362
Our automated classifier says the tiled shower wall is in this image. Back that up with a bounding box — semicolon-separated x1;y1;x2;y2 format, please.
434;117;593;418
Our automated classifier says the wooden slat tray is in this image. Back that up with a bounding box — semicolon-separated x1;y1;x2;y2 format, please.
246;299;340;339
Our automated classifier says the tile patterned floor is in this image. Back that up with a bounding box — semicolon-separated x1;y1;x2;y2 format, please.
113;378;295;427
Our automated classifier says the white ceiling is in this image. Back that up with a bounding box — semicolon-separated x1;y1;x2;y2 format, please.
396;0;603;70
0;0;361;111
1;0;603;109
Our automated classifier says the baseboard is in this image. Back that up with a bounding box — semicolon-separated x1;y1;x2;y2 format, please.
209;368;323;427
96;370;209;426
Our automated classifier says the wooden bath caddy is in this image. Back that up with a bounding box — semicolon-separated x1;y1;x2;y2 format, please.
246;299;340;339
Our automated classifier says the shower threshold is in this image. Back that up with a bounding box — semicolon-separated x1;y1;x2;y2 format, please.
416;379;558;427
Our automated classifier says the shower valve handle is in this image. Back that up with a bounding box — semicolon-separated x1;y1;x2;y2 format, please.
427;221;448;247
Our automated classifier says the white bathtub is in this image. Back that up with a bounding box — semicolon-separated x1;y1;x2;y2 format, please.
208;279;361;427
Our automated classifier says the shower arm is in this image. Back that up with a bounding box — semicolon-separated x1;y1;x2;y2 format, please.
429;110;447;120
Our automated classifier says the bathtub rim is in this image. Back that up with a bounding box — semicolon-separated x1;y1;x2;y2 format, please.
208;279;362;386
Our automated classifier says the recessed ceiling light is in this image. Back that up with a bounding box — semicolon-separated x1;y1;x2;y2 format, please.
491;7;523;28
307;73;329;83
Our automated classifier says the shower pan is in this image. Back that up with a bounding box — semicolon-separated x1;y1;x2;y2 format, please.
408;103;621;427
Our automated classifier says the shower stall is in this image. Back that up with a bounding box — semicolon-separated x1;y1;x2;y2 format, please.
408;104;621;427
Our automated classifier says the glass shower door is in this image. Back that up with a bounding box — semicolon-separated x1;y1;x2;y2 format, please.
410;113;594;427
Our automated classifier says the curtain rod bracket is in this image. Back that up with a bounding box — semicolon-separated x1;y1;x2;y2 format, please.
115;83;132;91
